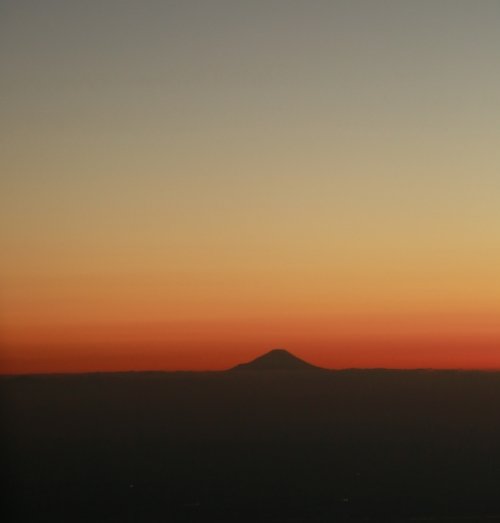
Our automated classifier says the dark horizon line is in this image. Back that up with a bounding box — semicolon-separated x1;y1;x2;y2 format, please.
2;366;500;378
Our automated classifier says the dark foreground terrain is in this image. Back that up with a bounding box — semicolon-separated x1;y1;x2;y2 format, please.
2;368;500;522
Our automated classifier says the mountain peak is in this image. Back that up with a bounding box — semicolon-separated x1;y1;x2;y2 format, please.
231;349;322;371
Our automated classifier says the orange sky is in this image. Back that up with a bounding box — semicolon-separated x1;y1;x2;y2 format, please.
1;2;499;373
2;313;499;373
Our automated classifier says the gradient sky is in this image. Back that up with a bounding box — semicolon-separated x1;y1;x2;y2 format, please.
1;0;499;373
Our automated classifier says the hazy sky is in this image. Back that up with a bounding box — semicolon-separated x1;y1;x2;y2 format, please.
1;1;500;372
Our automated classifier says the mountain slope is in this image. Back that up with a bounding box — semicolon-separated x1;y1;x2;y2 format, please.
231;348;323;371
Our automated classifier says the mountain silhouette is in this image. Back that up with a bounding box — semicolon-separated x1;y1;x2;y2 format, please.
231;348;323;371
